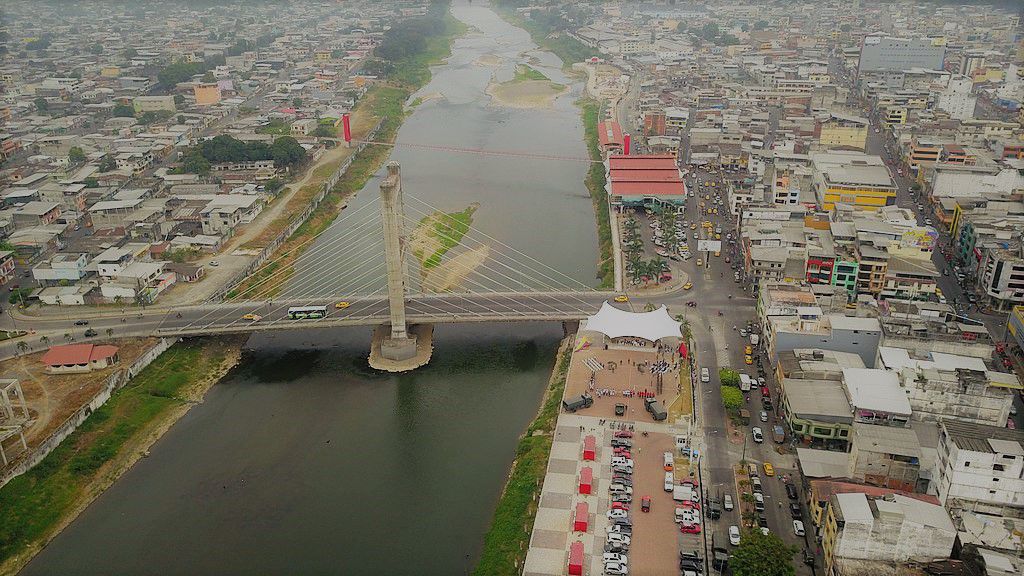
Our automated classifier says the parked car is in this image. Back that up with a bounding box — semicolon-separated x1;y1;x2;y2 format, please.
607;508;629;520
786;483;799;500
751;427;764;443
603;562;628;576
728;525;741;546
793;520;805;536
723;494;734;511
641;496;651;512
74;319;89;326
664;472;675;492
754;492;765;511
759;410;768;422
790;502;802;519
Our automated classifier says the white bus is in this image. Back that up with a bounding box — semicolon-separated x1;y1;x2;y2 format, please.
287;306;328;320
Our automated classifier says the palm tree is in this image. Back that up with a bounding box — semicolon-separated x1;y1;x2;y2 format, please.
63;333;72;343
40;335;50;347
643;302;657;312
649;257;668;283
105;328;114;339
16;341;28;356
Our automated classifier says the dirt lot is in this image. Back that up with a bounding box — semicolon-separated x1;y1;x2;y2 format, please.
622;430;680;576
564;345;684;423
0;338;158;450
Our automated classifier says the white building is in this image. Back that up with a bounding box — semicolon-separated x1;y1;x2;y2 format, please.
32;253;89;284
824;492;956;575
936;75;976;120
935;420;1024;515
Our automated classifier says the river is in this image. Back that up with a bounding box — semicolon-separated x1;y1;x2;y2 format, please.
284;0;596;297
23;2;593;575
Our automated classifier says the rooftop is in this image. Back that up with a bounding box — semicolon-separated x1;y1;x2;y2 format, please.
940;420;1024;454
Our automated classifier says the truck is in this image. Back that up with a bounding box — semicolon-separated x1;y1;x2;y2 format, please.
562;393;593;413
772;424;785;444
706;496;722;519
673;483;699;503
644;397;667;421
739;374;752;392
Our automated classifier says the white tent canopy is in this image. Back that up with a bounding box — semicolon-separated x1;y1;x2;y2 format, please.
583;302;682;342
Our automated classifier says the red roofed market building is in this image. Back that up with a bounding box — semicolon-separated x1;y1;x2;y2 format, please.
41;344;120;374
597;120;624;156
605;154;687;208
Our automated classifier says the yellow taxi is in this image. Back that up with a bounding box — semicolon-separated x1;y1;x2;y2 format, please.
683;282;693;290
715;233;721;239
745;345;752;355
241;313;262;321
763;462;775;476
335;301;351;309
690;223;698;230
614;295;629;302
744;355;753;365
714;251;721;257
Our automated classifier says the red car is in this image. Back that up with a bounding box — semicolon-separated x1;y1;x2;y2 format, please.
614;431;634;439
761;386;771;397
680;522;702;534
641;496;651;512
611;502;630;511
678;499;700;510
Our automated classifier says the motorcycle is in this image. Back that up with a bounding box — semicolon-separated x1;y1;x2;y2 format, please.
717;310;723;316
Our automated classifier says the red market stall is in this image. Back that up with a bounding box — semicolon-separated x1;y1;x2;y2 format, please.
573;502;589;532
582;435;596;461
579;466;593;495
568;541;584;575
679;342;689;359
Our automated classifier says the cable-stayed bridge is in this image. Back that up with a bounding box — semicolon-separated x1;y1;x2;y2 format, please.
153;161;614;366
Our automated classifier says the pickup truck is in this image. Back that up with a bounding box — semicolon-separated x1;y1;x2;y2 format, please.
772;425;785;444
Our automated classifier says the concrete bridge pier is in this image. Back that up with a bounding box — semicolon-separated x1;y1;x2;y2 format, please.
562;320;580;338
369;161;433;372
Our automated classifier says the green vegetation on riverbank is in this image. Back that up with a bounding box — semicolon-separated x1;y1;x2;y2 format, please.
581;99;615;288
414;205;477;269
0;340;239;575
493;3;594;69
514;64;549;82
473;339;571;576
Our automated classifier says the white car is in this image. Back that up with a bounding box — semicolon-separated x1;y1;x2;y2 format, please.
793;520;805;536
609;484;633;496
607;508;629;520
729;525;741;546
612;464;634;474
675;508;700;524
723;494;734;511
603;553;628;564
700;367;710;383
604;562;629;576
664;472;674;492
752;427;764;443
606;532;631;546
611;457;634;468
760;527;770;536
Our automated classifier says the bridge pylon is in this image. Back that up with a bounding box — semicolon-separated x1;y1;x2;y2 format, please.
374;161;422;365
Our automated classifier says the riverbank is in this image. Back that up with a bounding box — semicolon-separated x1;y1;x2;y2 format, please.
472;336;572;576
580;99;615;288
226;13;468;300
0;338;244;576
491;3;594;71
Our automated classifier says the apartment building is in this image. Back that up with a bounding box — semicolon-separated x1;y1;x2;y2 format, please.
935;420;1024;515
811;151;897;212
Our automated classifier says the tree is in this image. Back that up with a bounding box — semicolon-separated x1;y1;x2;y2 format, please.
268;136;307;168
730;528;796;576
83;177;99;188
173;94;187;108
643;302;657;312
124;47;138;59
63;333;73;344
105;328;114;339
201;71;216;83
89;43;103;55
68;146;86;164
313;124;336;138
35;97;49;113
112;103;135;117
721;385;744;413
98;156;116;172
40;335;50;347
16;341;28;356
292;98;303;108
158;61;204;88
719;368;740;388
